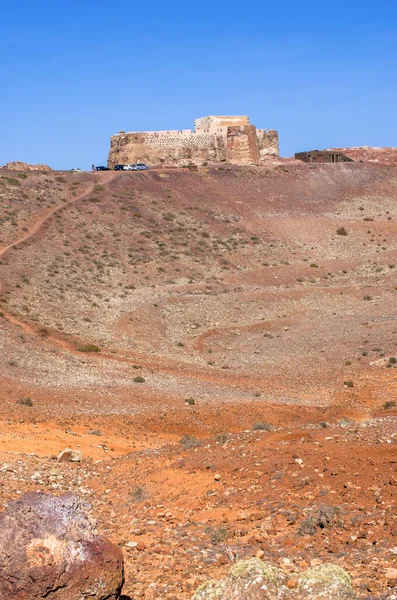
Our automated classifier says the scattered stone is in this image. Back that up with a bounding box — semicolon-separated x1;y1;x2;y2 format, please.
214;474;221;481
57;448;83;462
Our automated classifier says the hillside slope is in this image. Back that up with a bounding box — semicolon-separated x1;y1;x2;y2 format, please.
1;161;397;599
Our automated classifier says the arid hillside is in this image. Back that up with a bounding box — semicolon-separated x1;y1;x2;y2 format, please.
0;160;396;599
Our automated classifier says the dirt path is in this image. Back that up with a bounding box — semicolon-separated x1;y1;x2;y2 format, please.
0;173;264;392
0;172;119;336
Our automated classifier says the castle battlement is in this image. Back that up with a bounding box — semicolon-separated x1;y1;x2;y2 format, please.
108;116;279;167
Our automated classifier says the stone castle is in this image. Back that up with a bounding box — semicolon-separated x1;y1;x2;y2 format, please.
107;116;279;167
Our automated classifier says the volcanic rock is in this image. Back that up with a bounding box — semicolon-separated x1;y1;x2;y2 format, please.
0;492;124;600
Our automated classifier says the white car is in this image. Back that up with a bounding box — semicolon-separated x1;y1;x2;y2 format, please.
70;168;83;172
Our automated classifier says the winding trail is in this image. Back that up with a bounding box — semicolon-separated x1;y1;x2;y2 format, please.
0;176;265;393
0;173;114;334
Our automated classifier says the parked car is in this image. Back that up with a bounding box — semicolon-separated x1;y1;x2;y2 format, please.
70;168;83;172
95;166;110;171
114;164;126;170
126;163;149;171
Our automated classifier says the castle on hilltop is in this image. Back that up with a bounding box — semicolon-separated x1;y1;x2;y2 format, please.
107;116;279;168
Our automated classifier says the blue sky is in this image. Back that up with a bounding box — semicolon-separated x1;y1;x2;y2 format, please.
1;0;396;168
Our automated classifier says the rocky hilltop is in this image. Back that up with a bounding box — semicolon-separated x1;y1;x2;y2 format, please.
328;146;397;164
1;161;52;171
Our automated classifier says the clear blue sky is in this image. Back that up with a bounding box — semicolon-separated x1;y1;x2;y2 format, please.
1;0;396;169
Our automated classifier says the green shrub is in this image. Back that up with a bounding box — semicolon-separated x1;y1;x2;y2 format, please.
336;227;348;236
76;343;101;352
252;422;272;431
298;505;342;536
17;397;33;407
383;400;396;409
180;434;202;449
133;375;145;383
207;526;229;544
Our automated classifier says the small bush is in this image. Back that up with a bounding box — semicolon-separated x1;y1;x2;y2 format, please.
185;397;195;405
17;173;28;179
383;400;396;409
76;343;101;352
344;380;354;388
93;184;105;193
87;429;103;436
55;176;67;183
298;504;342;536
363;295;372;301
207;526;229;544
387;357;397;368
180;434;202;449
5;178;21;186
336;227;348;236
252;422;272;431
216;433;229;444
131;485;150;502
17;397;33;407
133;375;145;383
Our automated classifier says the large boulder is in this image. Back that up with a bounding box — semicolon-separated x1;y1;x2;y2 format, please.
0;492;124;600
192;558;356;600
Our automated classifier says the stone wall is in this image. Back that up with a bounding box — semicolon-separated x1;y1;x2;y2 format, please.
257;129;280;158
107;116;279;167
194;115;249;133
226;125;260;165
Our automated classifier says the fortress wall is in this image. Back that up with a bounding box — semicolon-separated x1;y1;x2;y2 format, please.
194;116;249;133
108;131;228;166
107;117;279;167
226;125;260;165
143;132;217;149
256;129;280;157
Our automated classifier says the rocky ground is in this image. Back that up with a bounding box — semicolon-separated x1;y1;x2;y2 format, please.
0;154;396;598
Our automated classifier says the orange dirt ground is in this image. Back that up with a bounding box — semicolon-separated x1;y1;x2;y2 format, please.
0;158;396;598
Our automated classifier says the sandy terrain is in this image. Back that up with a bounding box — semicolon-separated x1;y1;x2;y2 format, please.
0;157;396;598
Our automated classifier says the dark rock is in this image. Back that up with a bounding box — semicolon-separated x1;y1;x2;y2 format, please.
0;492;124;600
